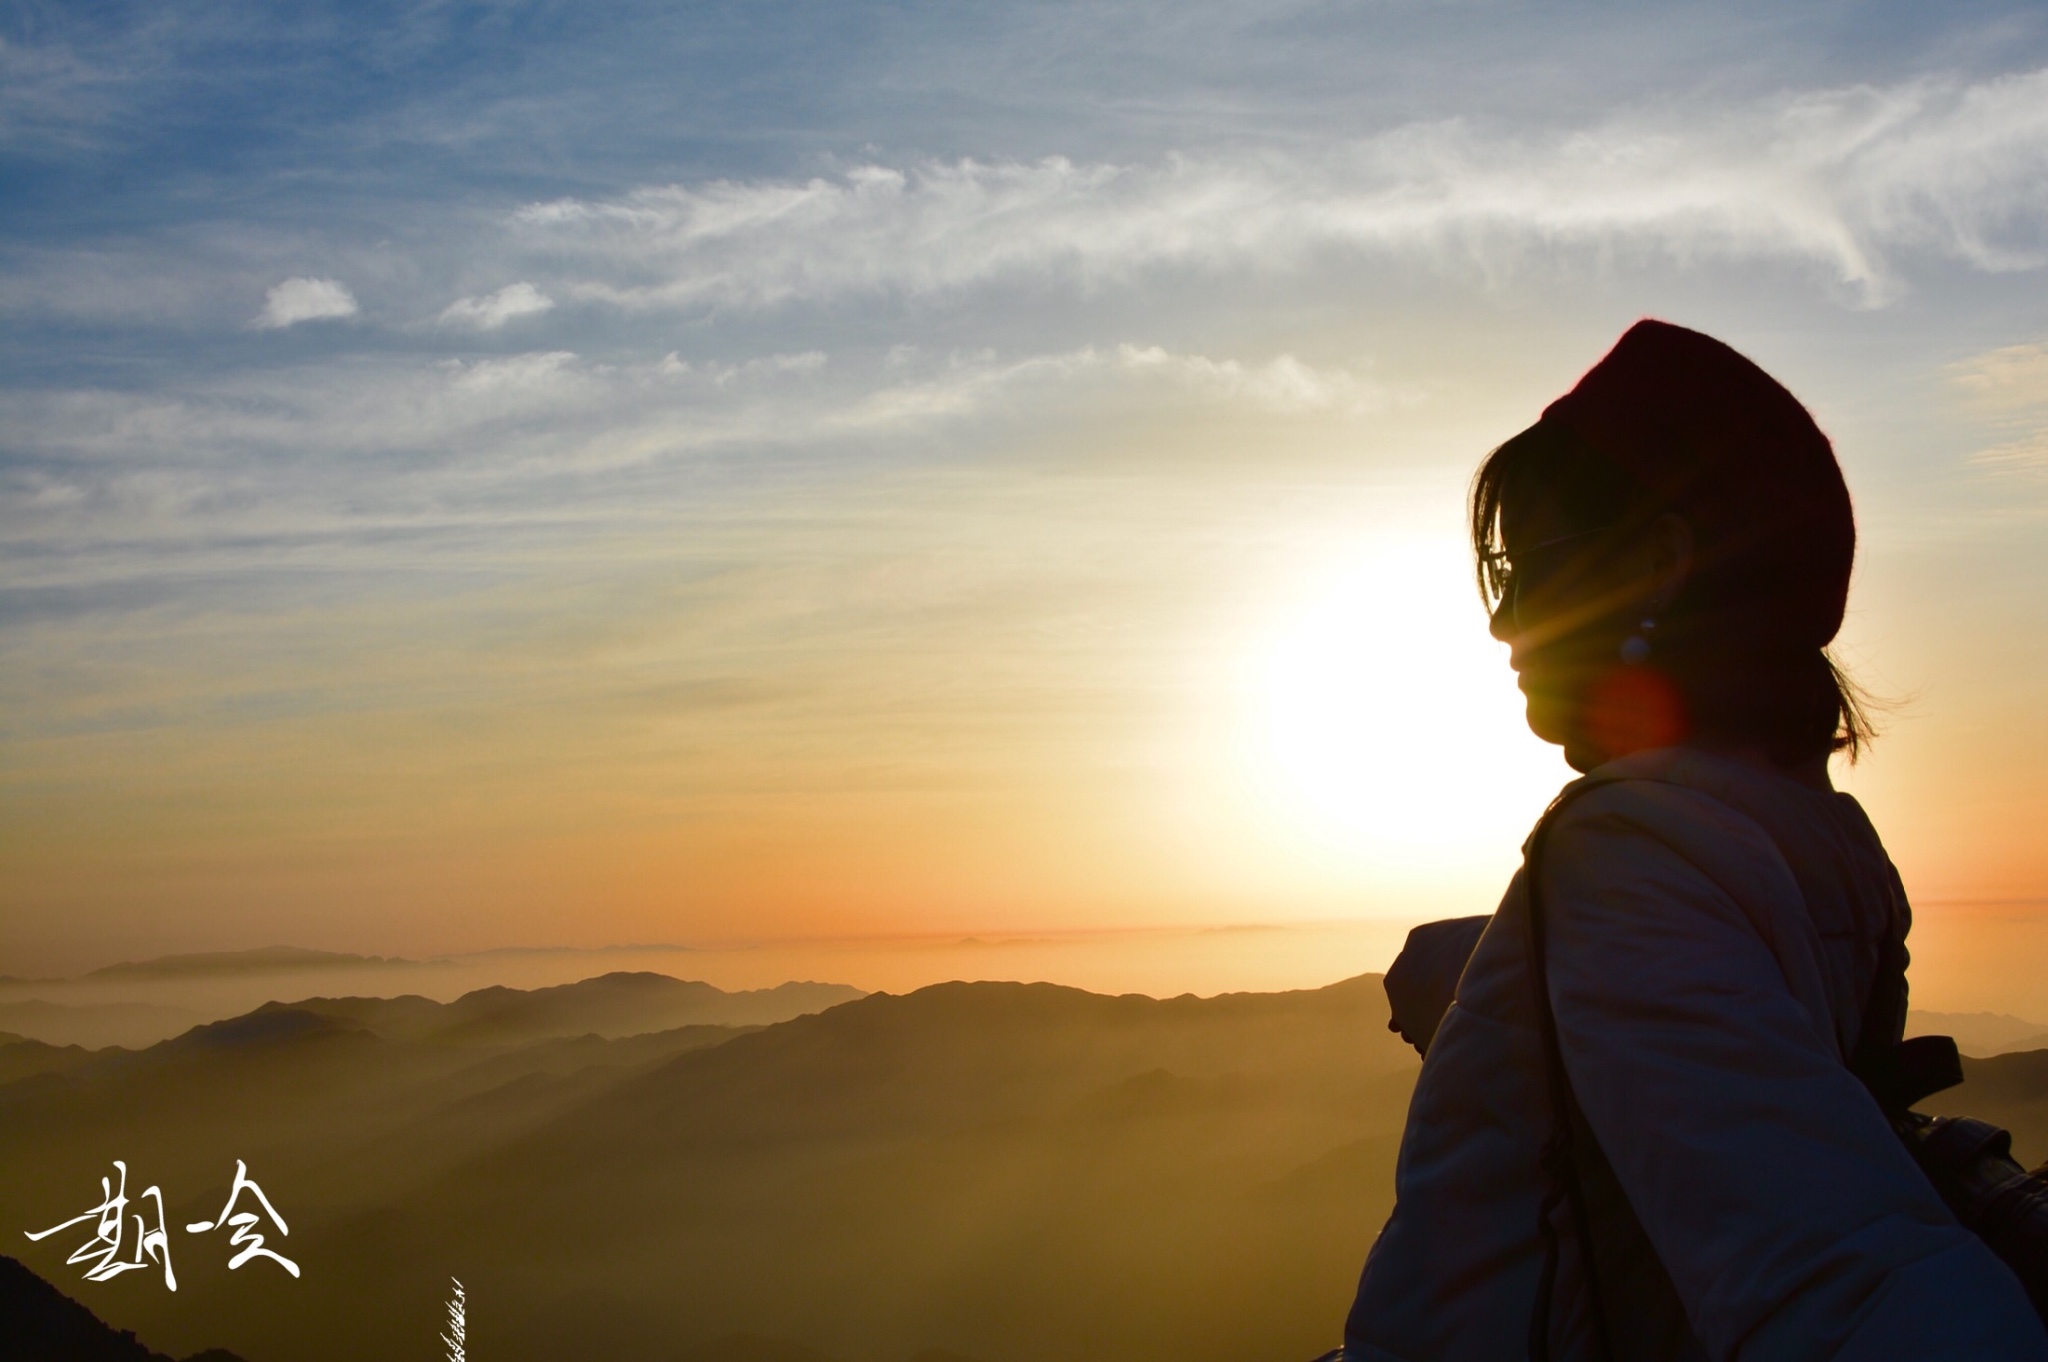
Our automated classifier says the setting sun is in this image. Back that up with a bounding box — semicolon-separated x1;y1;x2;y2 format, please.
1245;537;1573;870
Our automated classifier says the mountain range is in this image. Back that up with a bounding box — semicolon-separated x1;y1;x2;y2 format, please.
250;971;864;1045
1;972;1416;1361
0;970;863;1051
1908;1010;2048;1058
4;972;2042;1362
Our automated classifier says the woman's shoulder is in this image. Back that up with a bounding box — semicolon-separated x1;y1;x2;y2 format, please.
1531;753;1851;933
1545;748;1900;914
1536;752;1801;892
1535;749;1900;1028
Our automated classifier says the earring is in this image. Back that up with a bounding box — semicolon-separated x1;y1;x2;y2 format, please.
1620;615;1656;665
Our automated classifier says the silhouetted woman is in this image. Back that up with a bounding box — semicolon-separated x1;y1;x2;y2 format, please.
1339;321;2048;1360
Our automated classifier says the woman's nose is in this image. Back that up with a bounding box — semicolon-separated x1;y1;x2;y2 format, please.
1489;589;1517;644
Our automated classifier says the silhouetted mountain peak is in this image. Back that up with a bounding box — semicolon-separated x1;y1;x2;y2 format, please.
518;972;1408;1161
254;973;864;1047
0;1033;100;1087
793;973;1394;1050
541;969;713;994
165;1007;368;1052
250;994;443;1036
443;971;721;1019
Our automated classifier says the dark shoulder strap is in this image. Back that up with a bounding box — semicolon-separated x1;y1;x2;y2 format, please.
1524;779;1619;1362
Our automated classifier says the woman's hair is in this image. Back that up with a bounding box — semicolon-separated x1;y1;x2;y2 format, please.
1471;418;1877;763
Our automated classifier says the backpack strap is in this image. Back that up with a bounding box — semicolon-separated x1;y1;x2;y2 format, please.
1524;779;1620;1362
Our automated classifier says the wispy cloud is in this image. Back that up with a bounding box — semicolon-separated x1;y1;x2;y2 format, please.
441;349;580;394
1949;342;2048;412
837;345;1388;430
0;337;1340;632
8;67;2044;335
438;282;555;330
0;29;120;145
257;277;358;329
1950;340;2048;474
504;68;2048;312
0;341;1382;586
1113;346;1386;415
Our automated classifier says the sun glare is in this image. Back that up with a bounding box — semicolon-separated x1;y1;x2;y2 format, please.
1244;537;1572;873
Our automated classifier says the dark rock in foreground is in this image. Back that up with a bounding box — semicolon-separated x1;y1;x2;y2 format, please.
0;1255;248;1362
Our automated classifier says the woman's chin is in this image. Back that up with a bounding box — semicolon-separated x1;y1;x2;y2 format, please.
1560;741;1605;774
1518;690;1574;750
1520;693;1605;772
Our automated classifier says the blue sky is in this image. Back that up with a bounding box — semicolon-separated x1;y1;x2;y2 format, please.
5;1;2048;1003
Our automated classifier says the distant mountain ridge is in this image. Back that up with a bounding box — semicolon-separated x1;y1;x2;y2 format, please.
0;1032;99;1086
1909;1009;2048;1057
83;946;417;980
255;971;865;1044
2;972;1416;1362
39;943;721;983
388;974;1423;1362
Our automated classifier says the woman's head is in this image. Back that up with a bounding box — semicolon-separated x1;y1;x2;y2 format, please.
1472;320;1872;773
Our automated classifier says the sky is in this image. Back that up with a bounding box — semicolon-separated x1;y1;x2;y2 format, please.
4;0;2048;1009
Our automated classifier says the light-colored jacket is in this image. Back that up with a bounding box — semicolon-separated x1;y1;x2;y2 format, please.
1344;748;2048;1361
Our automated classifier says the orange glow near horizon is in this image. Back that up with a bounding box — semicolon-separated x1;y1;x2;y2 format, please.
6;340;2048;1018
